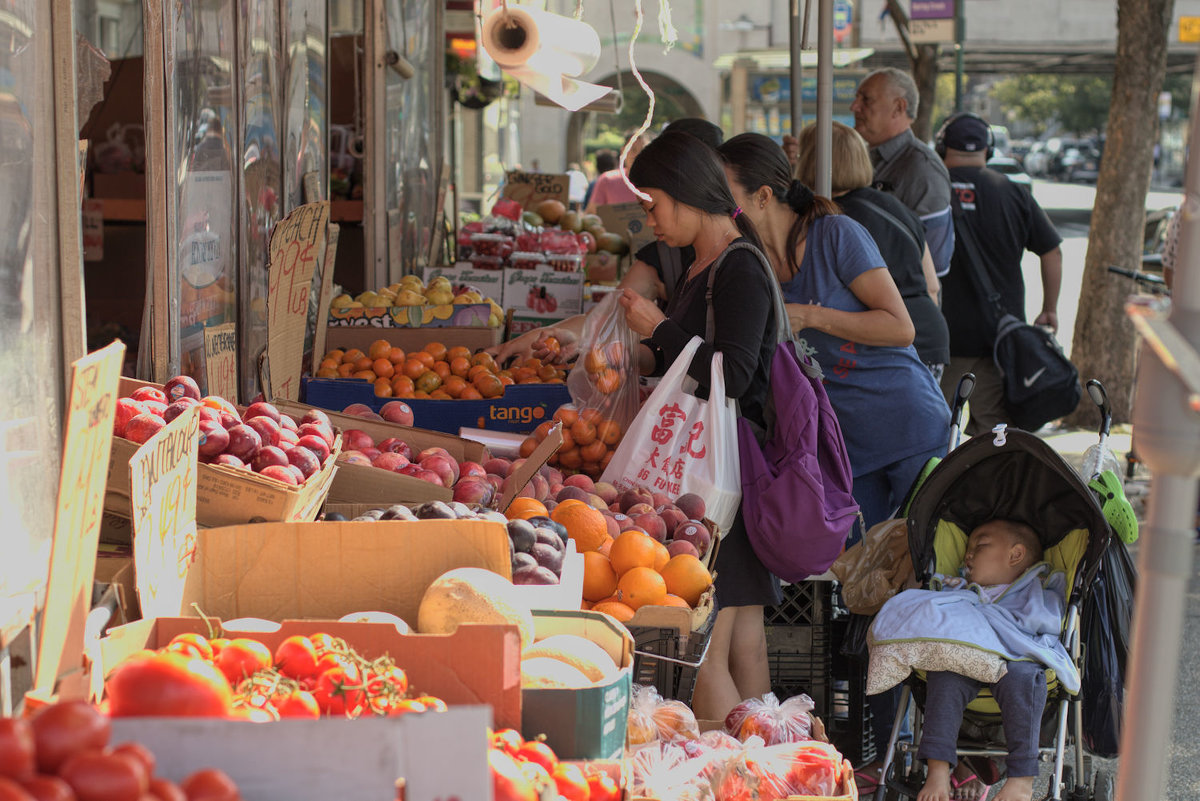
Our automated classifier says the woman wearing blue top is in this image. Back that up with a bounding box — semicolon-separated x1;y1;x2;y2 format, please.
717;133;950;530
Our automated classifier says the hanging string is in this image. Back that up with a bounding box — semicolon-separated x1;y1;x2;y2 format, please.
574;0;584;21
658;0;678;52
621;0;654;203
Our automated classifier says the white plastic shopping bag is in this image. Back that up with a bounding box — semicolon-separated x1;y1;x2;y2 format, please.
601;337;741;534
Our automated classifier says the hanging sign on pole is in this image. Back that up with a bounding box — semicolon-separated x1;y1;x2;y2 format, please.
266;201;330;401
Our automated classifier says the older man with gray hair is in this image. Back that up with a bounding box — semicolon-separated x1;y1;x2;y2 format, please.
850;67;955;279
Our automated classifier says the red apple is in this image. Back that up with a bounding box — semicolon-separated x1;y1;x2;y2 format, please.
634;513;668;542
673;520;712;557
251;445;290;472
212;453;247;469
113;398;145;437
298;422;335;448
675;493;707;521
164;375;202;403
259;464;299;485
244;401;282;424
131;386;168;405
667;540;700;559
343;429;375;452
197;406;221;425
279;428;300;446
397;464;423;477
279;415;299;432
219;411;242;430
124;413;166;444
301;408;331;428
380;400;416;426
197;419;230;458
372;452;410;472
339;451;372;466
296;434;331;463
225;424;263;462
460;461;487;480
246;416;282;448
163;397;201;424
287;464;306;483
286;446;322;479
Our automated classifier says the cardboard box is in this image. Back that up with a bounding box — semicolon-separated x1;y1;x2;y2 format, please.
503;265;585;316
584;252;622;283
521;609;634;760
303;376;572;436
110;711;490;801
322;324;502;357
629;770;857;801
94;551;140;628
104;379;341;527
327;302;494;329
423;264;505;301
99;615;521;731
506;308;576;339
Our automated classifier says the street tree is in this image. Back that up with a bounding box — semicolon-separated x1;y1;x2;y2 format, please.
1067;0;1175;426
989;75;1113;136
883;0;939;141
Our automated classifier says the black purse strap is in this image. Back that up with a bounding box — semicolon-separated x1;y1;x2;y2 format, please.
950;202;1008;327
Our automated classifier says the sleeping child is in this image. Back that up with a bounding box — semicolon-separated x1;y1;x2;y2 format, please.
867;519;1081;801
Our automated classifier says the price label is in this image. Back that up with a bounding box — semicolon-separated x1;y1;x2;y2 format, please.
35;340;125;693
502;171;570;210
129;405;200;618
203;321;238;403
267;200;330;400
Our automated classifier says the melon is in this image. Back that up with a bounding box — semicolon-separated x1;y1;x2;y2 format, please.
521;656;593;689
522;634;618;683
417;567;536;648
535;199;566;225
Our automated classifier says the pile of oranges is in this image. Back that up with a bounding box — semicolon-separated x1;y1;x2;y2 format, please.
519;404;623;479
316;339;567;400
511;497;712;622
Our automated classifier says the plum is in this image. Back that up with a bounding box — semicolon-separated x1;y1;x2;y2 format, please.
673;520;712;557
675;493;706;521
164;375;202;402
507;519;537;554
246;415;282;448
531;542;563;575
379;505;417;521
448;502;475;518
477;510;509;525
197;419;230;458
413;501;455;520
324;512;347;522
513;565;559;585
512;552;538;572
244;401;282;424
534;527;565;552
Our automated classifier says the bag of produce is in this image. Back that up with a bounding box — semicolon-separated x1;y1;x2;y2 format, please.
567;290;643;432
711;738;852;800
627;684;701;747
724;692;816;745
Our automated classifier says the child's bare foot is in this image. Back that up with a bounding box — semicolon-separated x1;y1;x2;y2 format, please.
917;760;952;801
992;775;1034;801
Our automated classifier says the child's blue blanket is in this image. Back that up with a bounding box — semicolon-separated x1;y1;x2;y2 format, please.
868;562;1080;693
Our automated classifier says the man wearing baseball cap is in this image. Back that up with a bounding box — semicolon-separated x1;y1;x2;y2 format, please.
937;112;1064;434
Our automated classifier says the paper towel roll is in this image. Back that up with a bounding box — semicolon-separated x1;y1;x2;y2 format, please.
481;6;611;112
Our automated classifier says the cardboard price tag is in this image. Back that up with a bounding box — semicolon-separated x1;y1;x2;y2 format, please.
34;340;125;694
129;406;200;618
502;171;570;210
203;321;238;403
267;201;330;401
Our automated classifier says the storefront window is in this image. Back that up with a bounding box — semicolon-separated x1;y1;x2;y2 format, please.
0;1;66;633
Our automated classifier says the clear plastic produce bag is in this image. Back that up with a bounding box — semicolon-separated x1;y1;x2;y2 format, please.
724;692;816;746
566;290;643;431
711;738;852;800
627;684;702;748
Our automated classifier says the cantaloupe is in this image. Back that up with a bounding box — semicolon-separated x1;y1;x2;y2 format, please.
417;567;535;648
521;657;593;689
522;634;619;683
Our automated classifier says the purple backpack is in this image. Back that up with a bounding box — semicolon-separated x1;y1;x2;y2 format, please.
704;242;859;582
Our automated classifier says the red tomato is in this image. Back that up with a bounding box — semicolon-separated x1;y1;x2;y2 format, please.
59;750;148;801
17;775;74;801
0;719;35;779
308;633;337;655
0;778;35;801
491;729;523;756
311;661;365;717
551;763;588;801
273;690;320;719
206;639;229;659
409;695;446;713
514;740;558;775
272;636;318;680
105;653;233;718
108;744;154;779
489;750;536;801
383;700;426;718
30;702;111;774
215;639;272;685
165;634;213;662
585;771;620;801
179;769;238;801
147;778;186;801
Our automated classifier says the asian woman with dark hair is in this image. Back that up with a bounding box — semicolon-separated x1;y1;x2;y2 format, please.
617;129;780;722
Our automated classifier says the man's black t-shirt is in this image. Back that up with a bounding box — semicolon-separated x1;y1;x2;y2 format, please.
943;166;1062;357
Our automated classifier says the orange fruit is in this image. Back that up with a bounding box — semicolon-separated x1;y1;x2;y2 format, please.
391;374;415;396
659;554;712;607
507;498;549;520
337;363;355;377
316;367;338;378
450;356;472;378
352;369;377;381
442;375;468;398
597;420;622;446
368;339;392;361
429;390;453;400
597;536;615;557
342;348;366;364
582;552;619;602
446;346;471;363
319;357;339;372
584;349;608;374
412;350;436;369
580;408;604;425
326;348;346;363
591;599;635;623
373;378;393;397
459;385;483;400
353;356;374;372
556;447;582;470
559;429;575;450
474;374;504;399
581;599;594;611
498;375;515;386
609;531;659;576
594;369;622;394
372;358;395;379
616;567;667;611
467;364;491;382
650;539;671;572
580;439;607;463
432;360;451;381
415;370;442;394
656;594;691;609
537;365;560;382
412;391;430;399
423;342;448;362
519;437;538;458
570;419;597;446
550;502;608;552
532;421;554;442
402;358;427;380
388;346;406;364
471;352;496;369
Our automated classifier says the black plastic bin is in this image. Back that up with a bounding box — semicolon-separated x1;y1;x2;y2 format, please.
627;612;715;705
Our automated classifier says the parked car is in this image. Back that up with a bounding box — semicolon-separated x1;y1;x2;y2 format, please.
1066;143;1103;183
987;156;1033;188
1023;141;1050;177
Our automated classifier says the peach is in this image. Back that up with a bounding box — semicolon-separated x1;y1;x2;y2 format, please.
420;454;459;487
673;519;712;557
626;503;655;518
212;453;247;469
286;446;322;479
530;474;550;502
658;507;689;535
131;386;168;406
418;446;451;462
279;428;300;446
651;492;673;509
414;468;444;486
342;403;374;417
593;482;619;505
246;416;282;448
197;419;229;458
453;477;495;506
338;451;373;466
667;540;700;559
483;458;512;477
619;487;654;513
163;398;200;424
563;473;595;493
675;493;706;521
372;452;410;472
360;447;382;461
296;434;331;463
278;415;299;432
141;400;168;417
634;513;668;542
297;422;334;448
556;486;591;504
113;398;146;437
301;408;332;428
460;461;487;480
603;515;620;539
377;437;413;460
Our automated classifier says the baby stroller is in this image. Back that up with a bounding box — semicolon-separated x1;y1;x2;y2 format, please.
872;392;1121;801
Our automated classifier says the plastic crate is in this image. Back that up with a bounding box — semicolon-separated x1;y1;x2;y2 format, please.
764;579;830;627
829;618;876;766
628;617;714;705
765;581;834;716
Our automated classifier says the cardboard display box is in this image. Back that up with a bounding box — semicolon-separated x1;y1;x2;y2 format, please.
99;615;521;732
506;307;576;339
303;376;571;435
322;324;502;358
521;609;634;760
423;264;505;300
502;265;585;316
327;302;494;328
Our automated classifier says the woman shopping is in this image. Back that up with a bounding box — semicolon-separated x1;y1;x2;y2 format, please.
616;129;781;722
717;133;949;530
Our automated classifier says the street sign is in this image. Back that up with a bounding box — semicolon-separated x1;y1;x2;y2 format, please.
1181;16;1200;43
833;0;853;43
911;0;954;20
910;18;955;44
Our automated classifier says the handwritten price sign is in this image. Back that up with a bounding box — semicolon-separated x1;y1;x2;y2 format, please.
130;405;200;618
502;171;570;210
35;340;124;692
203;321;238;403
267;201;329;400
